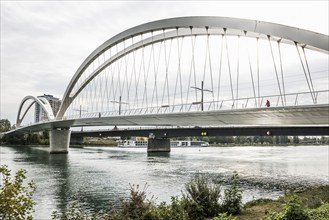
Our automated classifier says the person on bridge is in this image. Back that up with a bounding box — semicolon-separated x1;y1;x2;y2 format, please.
265;100;270;108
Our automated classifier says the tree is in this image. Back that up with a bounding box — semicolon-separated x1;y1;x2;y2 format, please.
0;119;11;132
0;165;36;220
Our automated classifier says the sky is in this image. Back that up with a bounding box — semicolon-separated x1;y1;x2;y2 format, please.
1;0;328;125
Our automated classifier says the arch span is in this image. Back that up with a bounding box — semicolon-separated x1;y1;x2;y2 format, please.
16;96;55;127
57;16;329;119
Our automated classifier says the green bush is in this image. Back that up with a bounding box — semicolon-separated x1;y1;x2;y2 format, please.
213;212;237;220
308;203;329;220
51;201;100;220
145;197;188;220
111;184;154;219
0;165;36;220
182;174;222;219
52;173;243;220
221;172;242;214
281;195;310;220
266;195;310;220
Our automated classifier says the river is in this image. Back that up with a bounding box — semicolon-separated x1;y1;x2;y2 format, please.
0;145;328;219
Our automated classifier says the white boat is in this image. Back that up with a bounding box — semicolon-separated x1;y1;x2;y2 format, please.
170;140;209;147
117;139;209;148
117;139;148;148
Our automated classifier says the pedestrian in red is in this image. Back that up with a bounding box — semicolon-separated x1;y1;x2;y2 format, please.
265;100;270;107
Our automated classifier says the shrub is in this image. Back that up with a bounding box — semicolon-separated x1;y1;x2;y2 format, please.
182;174;221;219
308;203;329;220
221;172;242;214
266;195;310;220
51;201;100;220
53;173;244;220
145;197;188;220
0;165;36;220
111;183;154;219
244;198;274;208
213;212;237;220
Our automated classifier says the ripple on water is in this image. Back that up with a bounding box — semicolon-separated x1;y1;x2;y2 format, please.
0;145;328;219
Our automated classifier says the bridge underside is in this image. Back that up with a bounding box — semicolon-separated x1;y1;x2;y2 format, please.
71;126;329;138
15;105;329;132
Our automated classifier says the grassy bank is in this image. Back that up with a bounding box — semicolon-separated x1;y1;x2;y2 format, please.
50;175;329;220
240;185;329;219
2;164;328;220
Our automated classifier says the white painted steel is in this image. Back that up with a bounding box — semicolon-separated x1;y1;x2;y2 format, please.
14;105;329;132
57;16;329;119
16;95;55;127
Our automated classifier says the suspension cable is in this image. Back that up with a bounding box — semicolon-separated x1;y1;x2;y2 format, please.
186;27;195;108
224;28;235;107
217;34;224;109
245;31;257;107
142;35;154;110
277;40;286;106
173;28;184;108
257;37;260;107
135;34;144;108
302;46;316;103
207;28;215;109
123;39;130;106
268;35;284;106
295;42;315;103
236;35;240;108
151;36;163;108
161;29;168;106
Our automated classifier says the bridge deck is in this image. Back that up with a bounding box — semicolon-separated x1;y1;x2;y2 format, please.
14;105;329;132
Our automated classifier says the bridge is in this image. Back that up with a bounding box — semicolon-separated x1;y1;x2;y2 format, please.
11;16;329;153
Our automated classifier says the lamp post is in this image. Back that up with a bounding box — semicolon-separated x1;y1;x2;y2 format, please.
111;96;128;115
191;81;213;111
72;105;88;131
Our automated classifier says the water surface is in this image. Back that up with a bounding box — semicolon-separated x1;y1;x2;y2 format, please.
0;145;328;219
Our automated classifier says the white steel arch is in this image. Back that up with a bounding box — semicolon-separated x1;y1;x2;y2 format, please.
16;96;55;127
57;16;329;119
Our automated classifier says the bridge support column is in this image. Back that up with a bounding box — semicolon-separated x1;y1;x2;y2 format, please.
147;137;170;153
49;128;71;154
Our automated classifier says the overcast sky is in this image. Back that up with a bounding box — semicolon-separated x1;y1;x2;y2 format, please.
1;0;328;124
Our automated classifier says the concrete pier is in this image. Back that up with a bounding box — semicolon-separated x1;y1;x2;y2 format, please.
147;138;171;153
49;128;71;154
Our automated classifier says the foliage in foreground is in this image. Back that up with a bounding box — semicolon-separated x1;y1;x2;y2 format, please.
0;165;36;220
51;201;101;220
2;164;327;220
52;173;242;220
182;174;222;219
265;194;329;220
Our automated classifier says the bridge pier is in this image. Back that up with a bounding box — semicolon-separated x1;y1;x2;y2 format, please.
49;128;71;154
147;137;170;153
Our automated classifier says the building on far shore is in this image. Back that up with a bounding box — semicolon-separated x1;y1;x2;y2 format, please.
35;94;61;123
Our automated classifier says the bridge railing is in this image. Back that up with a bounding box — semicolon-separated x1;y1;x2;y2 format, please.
66;90;329;119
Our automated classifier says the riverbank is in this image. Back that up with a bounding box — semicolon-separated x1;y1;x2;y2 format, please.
1;145;327;219
209;142;329;147
50;180;329;219
239;185;329;219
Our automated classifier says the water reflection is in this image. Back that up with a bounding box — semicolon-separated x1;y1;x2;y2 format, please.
147;152;171;158
0;145;328;219
49;154;69;213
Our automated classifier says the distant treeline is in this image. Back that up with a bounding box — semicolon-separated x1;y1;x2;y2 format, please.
175;135;329;146
2;132;328;146
1;118;328;146
1;132;49;145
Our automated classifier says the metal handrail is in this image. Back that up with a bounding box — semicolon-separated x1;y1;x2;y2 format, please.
65;89;329;119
